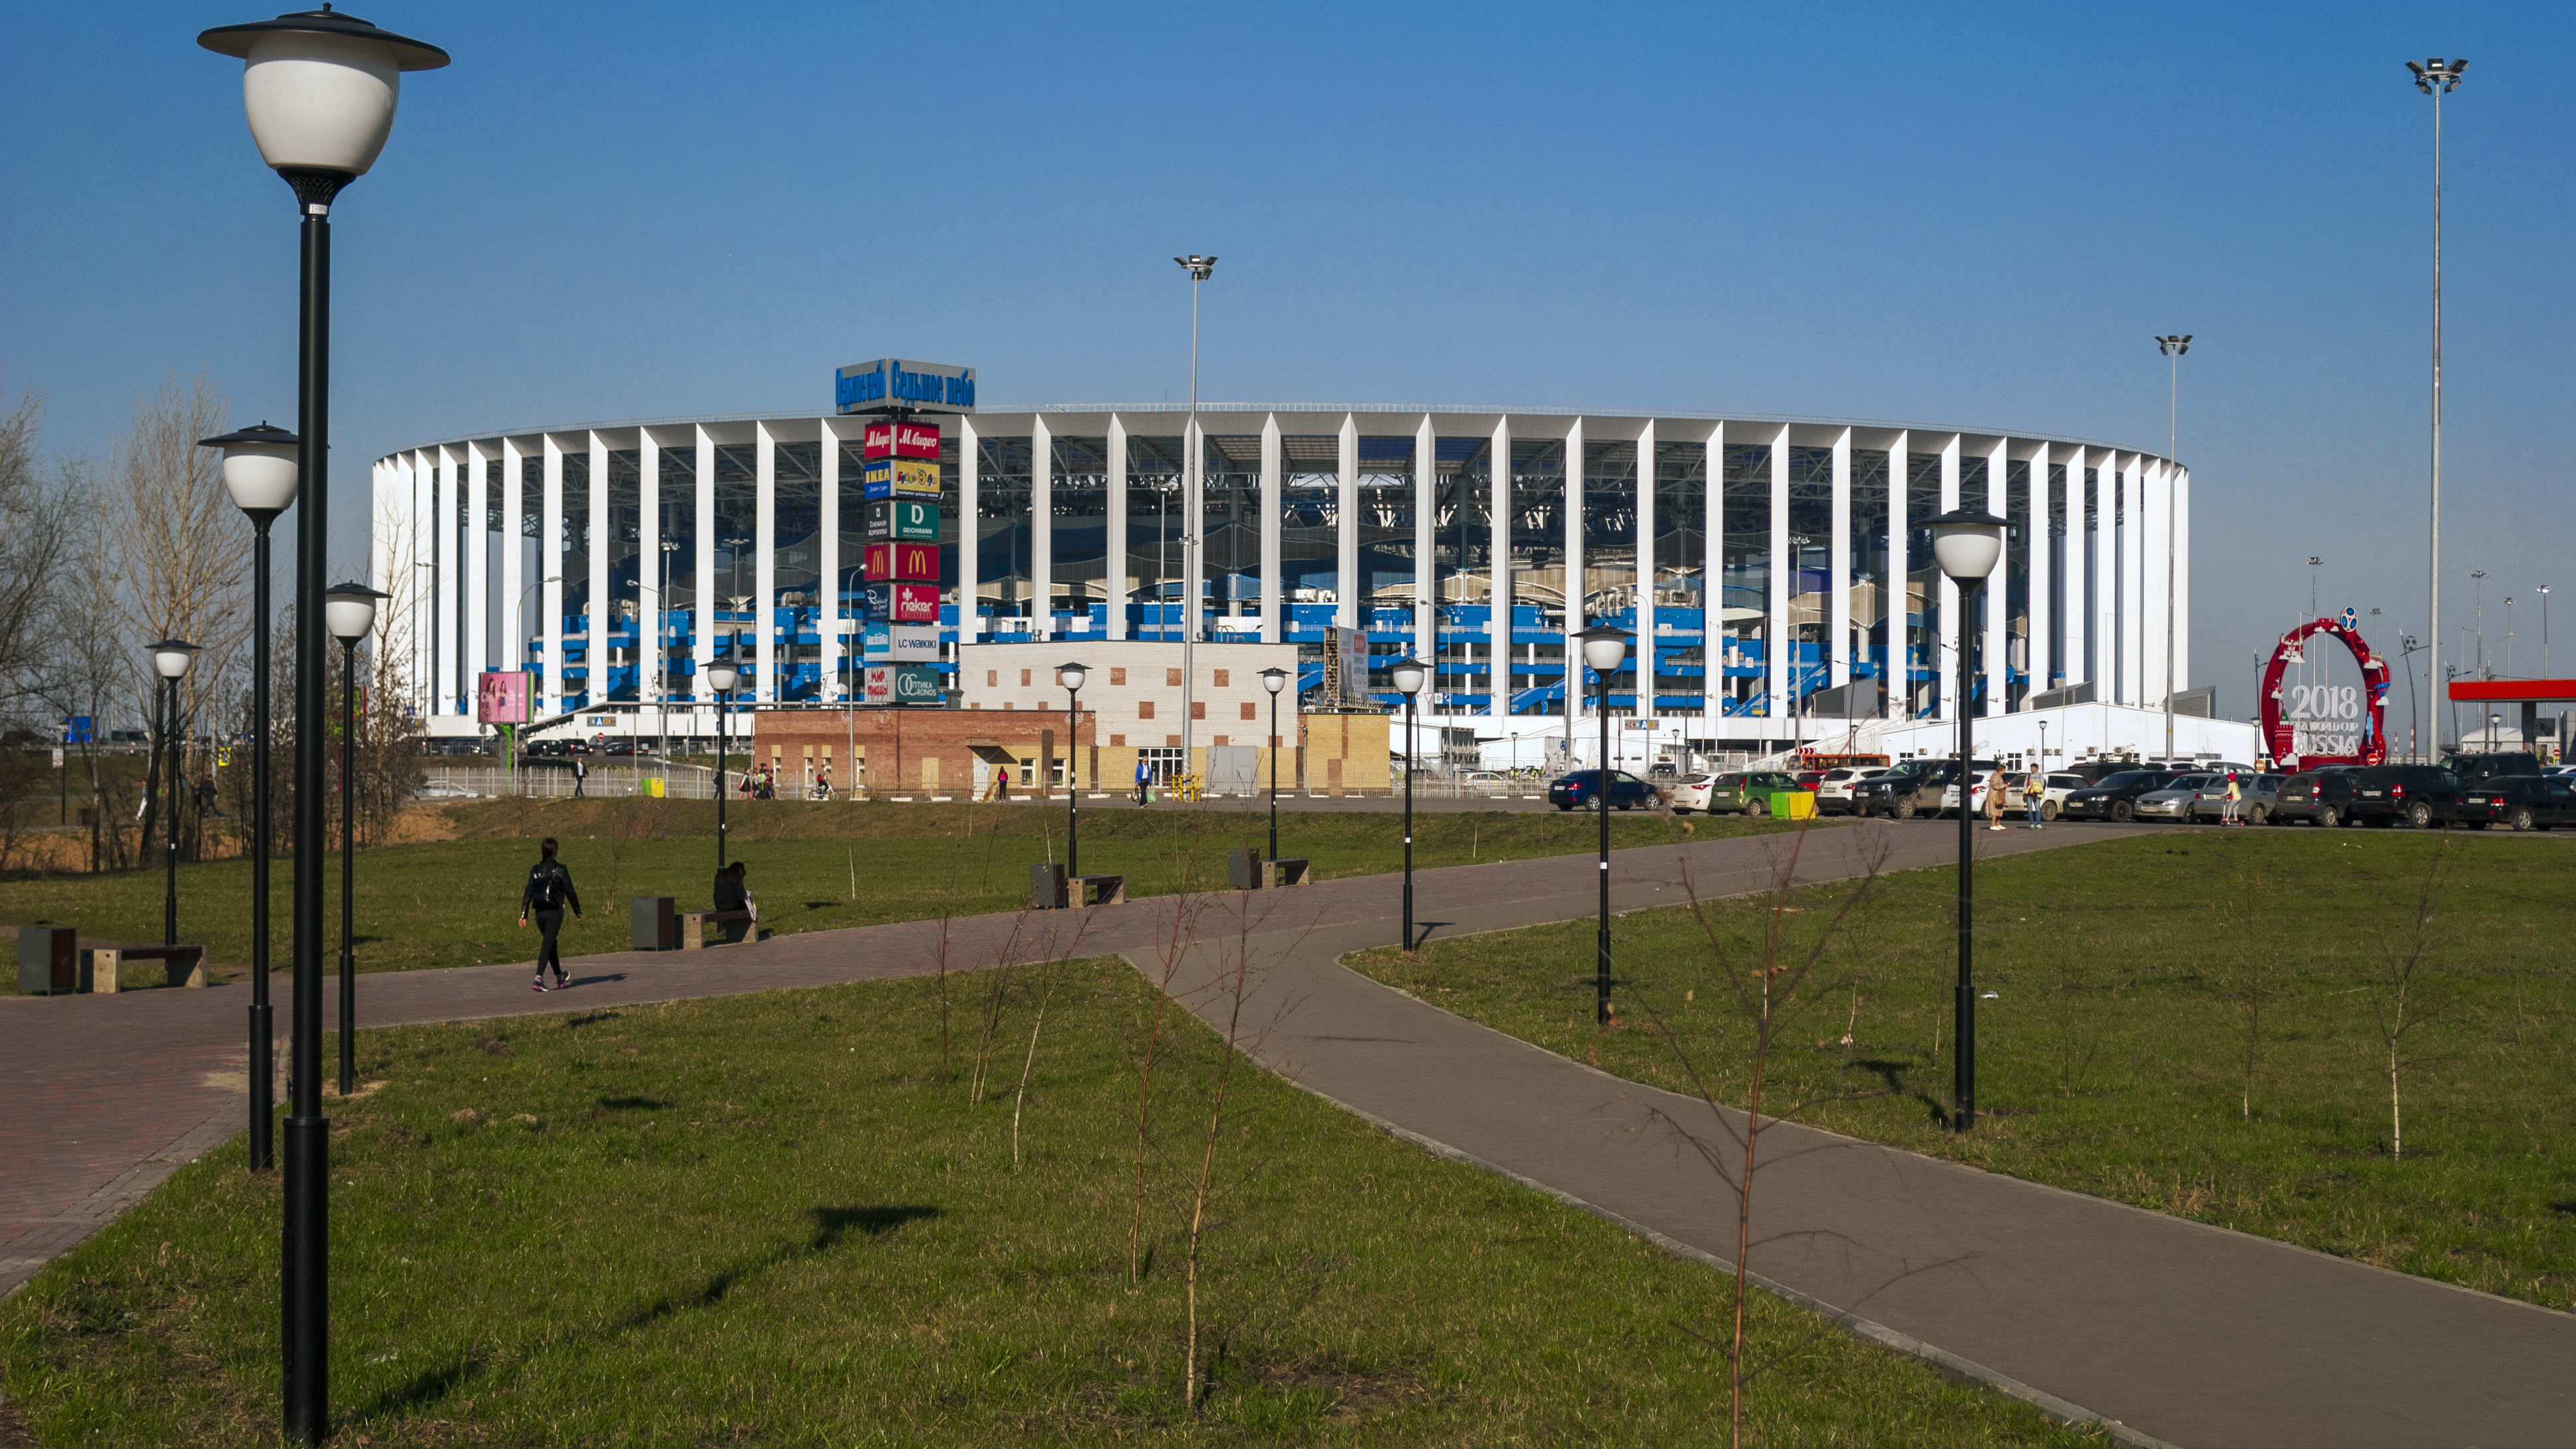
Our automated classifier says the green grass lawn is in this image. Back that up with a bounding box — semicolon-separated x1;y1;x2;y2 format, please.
1349;827;2576;1311
1;957;2104;1447
0;799;1760;991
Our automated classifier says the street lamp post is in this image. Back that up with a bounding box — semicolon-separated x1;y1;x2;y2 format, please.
202;422;297;1173
1174;255;1215;781
2542;585;2553;678
1570;626;1632;1024
2473;569;2488;679
1058;663;1087;878
147;641;200;946
1932;508;2007;1134
1390;659;1428;951
2308;557;2324;621
1259;667;1287;862
2156;335;2191;763
196;15;446;1440
324;583;386;1098
707;659;740;867
2408;57;2466;769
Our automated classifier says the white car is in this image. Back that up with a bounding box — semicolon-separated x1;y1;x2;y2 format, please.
1667;773;1716;813
1941;775;2007;817
1814;766;1887;815
2130;773;2219;822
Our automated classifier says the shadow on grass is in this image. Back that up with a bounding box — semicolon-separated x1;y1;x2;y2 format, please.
359;1204;939;1420
1848;1058;1948;1126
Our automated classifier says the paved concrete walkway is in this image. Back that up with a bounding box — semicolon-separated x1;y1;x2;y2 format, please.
7;820;2567;1447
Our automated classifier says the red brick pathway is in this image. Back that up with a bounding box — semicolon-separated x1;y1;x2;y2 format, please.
0;818;2098;1299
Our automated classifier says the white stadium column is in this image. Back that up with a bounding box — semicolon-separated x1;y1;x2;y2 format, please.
958;416;980;641
1337;415;1359;634
2174;466;2191;699
1634;420;1655;717
436;446;458;715
2124;453;2144;709
2028;442;2052;697
2093;452;2115;701
754;422;776;703
1885;432;1907;720
500;439;524;679
817;420;838;699
1108;414;1130;641
1767;426;1790;732
1563;416;1585;744
2058;446;2082;691
693;426;716;704
1489;414;1510;730
1186;418;1206;643
589;433;611;710
1937;435;1960;721
464;442;490;694
1414;414;1436;704
1985;437;2008;717
639;430;661;711
1258;414;1281;644
541;436;565;713
1032;414;1054;641
1830;428;1852;692
1704;423;1726;723
2142;458;2165;710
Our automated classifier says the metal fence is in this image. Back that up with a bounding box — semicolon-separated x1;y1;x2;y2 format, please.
415;763;1573;804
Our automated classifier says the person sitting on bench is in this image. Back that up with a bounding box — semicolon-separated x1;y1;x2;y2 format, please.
711;860;754;943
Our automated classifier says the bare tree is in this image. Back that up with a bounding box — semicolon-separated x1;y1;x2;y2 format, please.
2362;845;2458;1160
0;369;80;701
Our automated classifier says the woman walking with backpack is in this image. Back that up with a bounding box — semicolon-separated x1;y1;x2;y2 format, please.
519;837;583;991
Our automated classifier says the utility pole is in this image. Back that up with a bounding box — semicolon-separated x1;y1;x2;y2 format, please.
1174;255;1216;786
2156;335;2190;764
2408;57;2466;751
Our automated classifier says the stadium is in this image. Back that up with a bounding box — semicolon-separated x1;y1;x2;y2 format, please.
374;399;2253;770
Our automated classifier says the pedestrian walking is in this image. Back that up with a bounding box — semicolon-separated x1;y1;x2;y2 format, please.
570;754;588;798
518;836;582;991
2024;770;2046;830
1984;765;2009;832
1134;755;1152;805
996;762;1011;803
2222;770;2243;826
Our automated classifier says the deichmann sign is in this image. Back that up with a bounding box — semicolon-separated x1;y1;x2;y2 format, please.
863;420;941;460
2259;617;2391;770
864;498;939;541
863;664;945;707
834;358;977;415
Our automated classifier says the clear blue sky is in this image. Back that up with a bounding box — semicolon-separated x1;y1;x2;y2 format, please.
8;2;2571;736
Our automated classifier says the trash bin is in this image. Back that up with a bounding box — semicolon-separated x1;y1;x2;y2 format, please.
17;925;79;995
1227;847;1265;891
1029;862;1067;910
630;896;677;951
1768;791;1817;821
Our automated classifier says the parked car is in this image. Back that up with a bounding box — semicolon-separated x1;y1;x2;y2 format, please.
2185;773;2283;824
2056;769;2183;822
1667;773;1718;813
1793;770;1828;790
1939;770;2019;817
1702;770;1806;816
2270;770;2359;826
1868;760;1999;820
1548;769;1659;812
2034;772;2090;821
2348;763;2467;828
2454;774;2576;830
1848;762;1929;815
2444;752;2545;788
1813;766;1889;816
2120;773;2219;823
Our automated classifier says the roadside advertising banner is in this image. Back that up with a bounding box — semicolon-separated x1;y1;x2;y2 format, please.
477;669;530;724
864;498;941;541
864;541;939;581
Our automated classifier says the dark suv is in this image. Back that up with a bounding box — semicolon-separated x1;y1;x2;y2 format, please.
2445;752;2545;788
1549;769;1658;812
2348;764;2466;828
2057;770;2181;822
2271;769;2361;827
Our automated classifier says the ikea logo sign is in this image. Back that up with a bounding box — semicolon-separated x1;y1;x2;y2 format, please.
836;357;977;415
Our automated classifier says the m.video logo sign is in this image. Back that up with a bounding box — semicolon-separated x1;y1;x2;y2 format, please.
835;357;977;414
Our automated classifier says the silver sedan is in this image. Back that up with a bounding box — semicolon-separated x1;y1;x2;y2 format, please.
2128;774;2219;822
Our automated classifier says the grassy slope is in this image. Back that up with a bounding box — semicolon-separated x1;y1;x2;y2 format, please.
0;799;1755;990
1;959;2100;1447
1349;827;2576;1311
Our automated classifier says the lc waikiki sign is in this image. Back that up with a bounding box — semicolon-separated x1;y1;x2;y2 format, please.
835;358;977;414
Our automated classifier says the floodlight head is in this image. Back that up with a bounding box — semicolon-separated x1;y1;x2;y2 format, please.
2473;569;2488;579
1929;510;2007;582
323;579;389;641
1571;625;1631;675
1259;666;1287;694
200;421;301;516
1174;254;1217;281
1388;657;1428;698
1056;661;1088;693
148;638;201;681
705;659;740;694
2308;556;2323;567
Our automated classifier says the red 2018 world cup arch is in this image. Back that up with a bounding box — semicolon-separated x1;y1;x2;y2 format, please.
2260;618;2390;771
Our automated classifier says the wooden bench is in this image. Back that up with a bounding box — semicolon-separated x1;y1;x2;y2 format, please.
86;944;207;993
1267;858;1313;887
677;910;754;949
1070;874;1126;907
